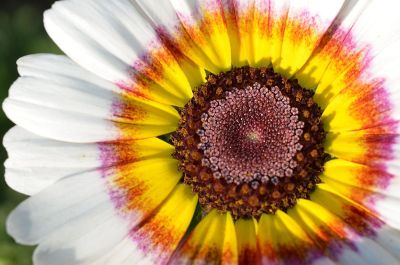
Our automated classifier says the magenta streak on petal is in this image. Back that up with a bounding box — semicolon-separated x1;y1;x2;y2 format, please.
97;142;133;215
98;142;116;178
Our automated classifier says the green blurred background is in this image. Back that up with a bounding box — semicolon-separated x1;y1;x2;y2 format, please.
0;1;61;264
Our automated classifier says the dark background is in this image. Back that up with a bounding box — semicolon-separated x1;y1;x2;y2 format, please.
0;1;61;264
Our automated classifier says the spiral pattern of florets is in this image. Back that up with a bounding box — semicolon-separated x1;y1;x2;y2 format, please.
199;84;303;185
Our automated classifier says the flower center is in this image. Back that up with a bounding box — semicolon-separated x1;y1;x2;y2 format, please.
172;67;327;219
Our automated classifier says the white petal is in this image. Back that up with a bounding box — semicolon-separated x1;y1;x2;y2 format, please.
17;54;118;93
339;237;399;265
359;239;400;265
359;38;400;121
4;127;98;195
371;196;400;230
376;173;400;201
7;171;114;246
7;158;181;264
139;0;231;73
44;0;193;106
337;246;372;265
3;98;119;143
136;0;179;37
4;126;174;195
43;0;153;83
85;237;139;265
4;127;101;168
375;226;400;260
32;205;128;265
319;0;400;122
348;0;400;59
9;77;115;119
312;258;339;265
3;54;179;143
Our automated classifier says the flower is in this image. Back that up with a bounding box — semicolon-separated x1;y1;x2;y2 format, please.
3;0;400;264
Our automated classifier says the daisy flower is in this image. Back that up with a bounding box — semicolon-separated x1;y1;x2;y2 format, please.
3;0;400;264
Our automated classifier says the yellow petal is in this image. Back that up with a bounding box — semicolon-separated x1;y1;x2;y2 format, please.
99;137;174;165
225;1;271;67
323;159;390;189
173;210;238;264
288;198;348;257
235;218;259;264
113;95;180;140
295;0;370;89
325;126;397;166
277;1;344;77
121;45;197;107
170;0;232;73
105;157;181;217
313;184;383;235
267;1;290;69
129;184;198;264
258;210;312;264
321;78;393;133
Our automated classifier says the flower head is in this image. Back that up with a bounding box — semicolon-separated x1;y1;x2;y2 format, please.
3;0;400;264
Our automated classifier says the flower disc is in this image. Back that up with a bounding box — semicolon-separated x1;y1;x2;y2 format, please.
172;67;328;218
